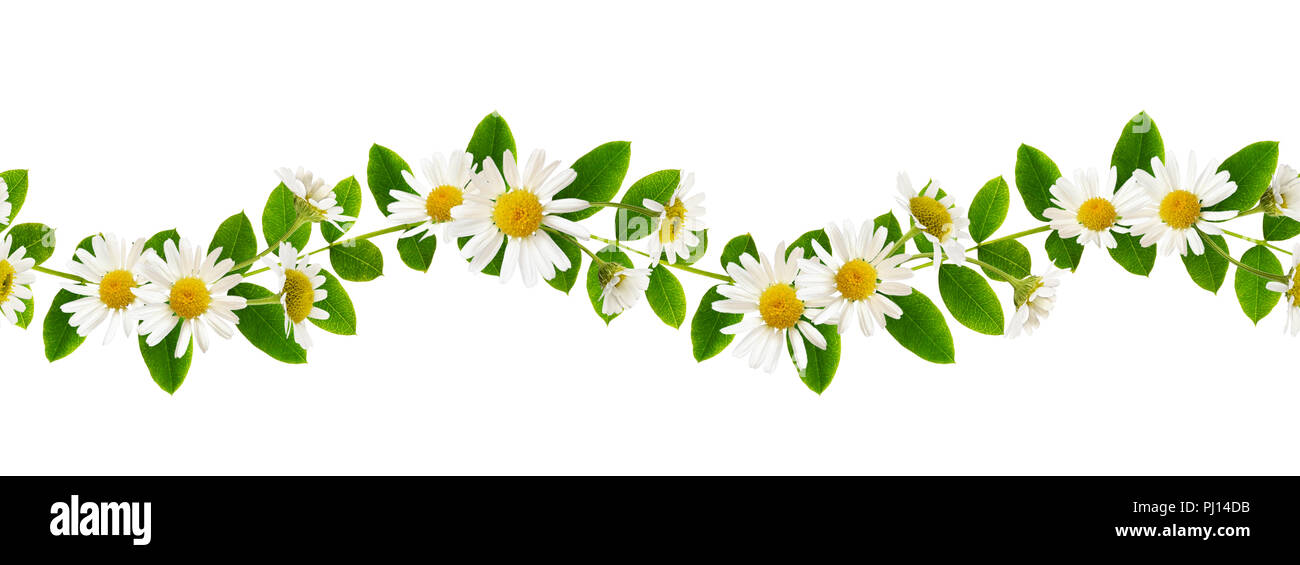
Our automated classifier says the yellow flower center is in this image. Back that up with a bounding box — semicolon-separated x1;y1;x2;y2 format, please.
283;269;315;324
1286;270;1300;306
0;260;14;304
1076;197;1117;231
491;190;544;238
909;196;953;239
168;277;211;319
658;198;688;244
834;259;878;301
98;269;137;310
1158;190;1201;229
758;284;804;330
425;185;464;223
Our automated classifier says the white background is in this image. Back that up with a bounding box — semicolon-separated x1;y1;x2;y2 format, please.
1;0;1297;475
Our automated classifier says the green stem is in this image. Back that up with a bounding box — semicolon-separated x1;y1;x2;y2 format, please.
1220;228;1291;255
1198;228;1289;283
964;257;1020;283
242;222;424;277
969;225;1051;251
586;201;658;216
590;235;732;283
887;227;921;257
546;227;603;265
244;296;283;306
235;216;308;271
33;265;90;284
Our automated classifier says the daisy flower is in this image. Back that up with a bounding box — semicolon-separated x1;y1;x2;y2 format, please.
0;235;36;325
796;221;913;336
135;238;247;358
1043;167;1145;248
597;262;651;316
276;167;356;231
896;172;970;268
386;151;477;241
1006;268;1063;339
0;178;10;227
447;150;590;287
1126;153;1237;256
1263;164;1300;221
1267;241;1300;335
60;234;153;343
713;242;827;372
643;171;705;263
262;242;330;349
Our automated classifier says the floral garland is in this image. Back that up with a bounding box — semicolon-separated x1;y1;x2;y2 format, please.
1;111;1297;395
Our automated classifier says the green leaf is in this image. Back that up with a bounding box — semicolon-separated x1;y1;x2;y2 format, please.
1014;145;1061;222
690;285;741;362
719;233;758;269
465;111;517;172
1110;111;1165;189
585;248;633;324
873;212;904;257
1181;234;1229;293
787;228;829;260
366;144;415;216
1263;215;1300;242
138;332;192;395
330;240;384;282
646;264;687;329
1107;232;1157;276
309;270;357;336
555;141;631;221
42;289;88;362
884;290;955;364
4;222;56;265
1044;231;1084;272
321;176;363;242
262;183;310;251
143;229;180;256
15;296;35;329
1207;141;1279;212
228;283;308;364
208;212;258;274
1234;245;1283;324
968;176;1010;242
791;323;840;395
545;233;583;294
615;169;679;241
395;233;437;273
936;265;1003;335
975;240;1031;282
1;169;29;225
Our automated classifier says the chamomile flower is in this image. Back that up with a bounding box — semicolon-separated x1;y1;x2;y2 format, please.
1266;241;1300;335
448;149;590;287
896;172;970;268
0;235;36;326
60;234;152;344
262;242;330;349
276;167;356;231
1043;167;1145;248
135;238;247;358
1126;153;1237;256
644;172;705;263
387;151;477;241
597;262;651;316
1263;164;1300;221
1005;268;1062;339
713;242;827;373
796;221;913;336
0;178;10;227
